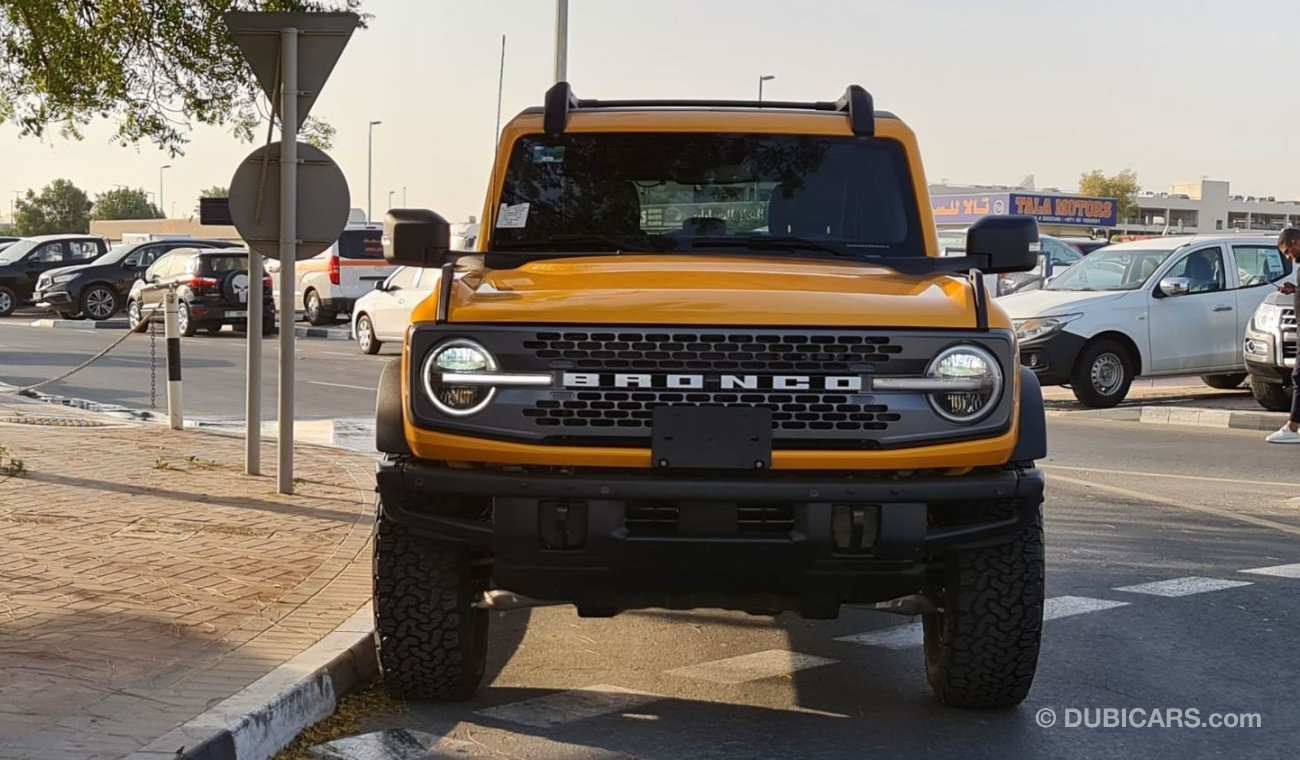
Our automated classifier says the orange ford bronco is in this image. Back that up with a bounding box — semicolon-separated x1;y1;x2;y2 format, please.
373;83;1047;708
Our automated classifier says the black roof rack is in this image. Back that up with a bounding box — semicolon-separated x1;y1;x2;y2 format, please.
541;81;876;137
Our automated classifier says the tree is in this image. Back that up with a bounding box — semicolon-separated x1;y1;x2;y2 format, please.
92;188;163;221
1079;169;1141;223
13;179;92;235
199;186;229;199
0;1;364;156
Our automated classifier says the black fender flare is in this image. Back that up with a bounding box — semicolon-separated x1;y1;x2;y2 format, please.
375;357;412;455
1011;366;1047;464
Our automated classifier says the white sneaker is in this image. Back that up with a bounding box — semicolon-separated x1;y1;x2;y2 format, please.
1265;425;1300;444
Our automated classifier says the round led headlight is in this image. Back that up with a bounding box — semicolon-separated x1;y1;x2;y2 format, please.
422;339;498;416
926;345;1002;423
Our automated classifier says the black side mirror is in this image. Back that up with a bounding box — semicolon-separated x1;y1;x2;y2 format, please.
383;209;450;268
965;215;1039;274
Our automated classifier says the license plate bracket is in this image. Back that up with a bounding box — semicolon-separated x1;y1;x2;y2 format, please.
651;407;772;470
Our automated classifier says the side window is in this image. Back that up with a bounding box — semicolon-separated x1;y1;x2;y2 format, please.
71;241;100;260
1046;239;1082;268
1165;247;1226;294
1231;245;1291;288
388;268;418;290
128;245;163;269
145;253;174;281
32;242;66;263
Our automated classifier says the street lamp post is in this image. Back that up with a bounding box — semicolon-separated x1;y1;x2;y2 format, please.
402;186;407;206
387;190;394;211
159;164;172;217
758;74;775;103
9;190;18;227
367;120;382;222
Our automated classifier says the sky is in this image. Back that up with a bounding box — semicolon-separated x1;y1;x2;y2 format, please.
3;0;1299;225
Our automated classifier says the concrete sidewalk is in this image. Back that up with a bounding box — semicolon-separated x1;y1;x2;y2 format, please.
0;399;376;759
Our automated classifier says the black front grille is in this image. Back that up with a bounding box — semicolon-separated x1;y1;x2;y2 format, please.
525;390;900;432
523;331;902;373
624;503;796;537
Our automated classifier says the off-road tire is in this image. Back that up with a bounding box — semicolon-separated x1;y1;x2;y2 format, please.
922;503;1044;708
373;503;488;701
1250;376;1292;412
1070;339;1133;408
1201;373;1246;390
305;289;336;326
0;286;16;318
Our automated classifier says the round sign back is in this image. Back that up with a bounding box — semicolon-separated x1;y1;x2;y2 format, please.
229;141;350;260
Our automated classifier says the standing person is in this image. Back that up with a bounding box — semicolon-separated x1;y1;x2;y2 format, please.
1266;227;1300;443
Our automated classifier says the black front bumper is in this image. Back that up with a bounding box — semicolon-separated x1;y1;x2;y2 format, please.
322;296;355;313
377;459;1044;617
1019;330;1087;386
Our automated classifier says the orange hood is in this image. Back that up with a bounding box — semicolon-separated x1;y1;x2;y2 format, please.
413;255;1005;330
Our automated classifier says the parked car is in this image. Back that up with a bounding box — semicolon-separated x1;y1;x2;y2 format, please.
995;235;1086;296
1002;234;1289;407
34;238;239;320
940;230;1083;296
1058;236;1111;255
350;266;441;354
269;215;395;326
1243;283;1300;411
126;248;275;336
0;234;109;317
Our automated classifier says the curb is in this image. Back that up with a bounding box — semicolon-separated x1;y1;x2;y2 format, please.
131;606;377;760
1050;404;1284;432
294;326;351;341
28;317;129;330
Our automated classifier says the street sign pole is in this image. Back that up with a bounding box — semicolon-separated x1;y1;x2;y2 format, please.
278;27;299;495
246;239;262;475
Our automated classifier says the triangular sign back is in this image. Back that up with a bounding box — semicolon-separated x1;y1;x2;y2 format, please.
224;11;359;130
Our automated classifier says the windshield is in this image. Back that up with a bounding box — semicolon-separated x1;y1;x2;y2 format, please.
494;133;924;257
99;243;135;265
0;238;37;264
1046;247;1180;292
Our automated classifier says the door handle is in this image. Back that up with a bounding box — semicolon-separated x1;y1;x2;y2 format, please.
1213;305;1233;312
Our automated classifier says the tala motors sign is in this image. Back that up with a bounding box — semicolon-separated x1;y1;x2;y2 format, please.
932;192;1118;228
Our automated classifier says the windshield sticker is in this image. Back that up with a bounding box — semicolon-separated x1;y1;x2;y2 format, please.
496;202;531;229
530;145;565;164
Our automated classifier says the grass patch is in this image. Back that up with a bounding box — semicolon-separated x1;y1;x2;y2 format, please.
272;681;402;760
0;443;25;477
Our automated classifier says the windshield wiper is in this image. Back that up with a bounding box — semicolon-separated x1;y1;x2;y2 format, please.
492;234;664;253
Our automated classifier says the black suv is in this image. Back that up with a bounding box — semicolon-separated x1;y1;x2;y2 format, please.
35;238;240;321
126;248;275;336
0;234;109;317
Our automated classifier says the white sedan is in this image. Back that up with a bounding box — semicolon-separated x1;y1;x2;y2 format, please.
350;266;438;354
1001;234;1290;408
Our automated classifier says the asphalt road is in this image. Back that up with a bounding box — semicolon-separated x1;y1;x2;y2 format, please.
314;418;1300;760
0;316;387;422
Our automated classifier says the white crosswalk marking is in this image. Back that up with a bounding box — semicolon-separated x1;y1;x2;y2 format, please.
835;595;1129;649
474;685;661;728
1043;595;1131;619
1113;577;1253;597
667;649;837;684
1240;562;1300;578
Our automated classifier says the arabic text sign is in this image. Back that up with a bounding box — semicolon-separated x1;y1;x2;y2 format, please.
931;193;1011;225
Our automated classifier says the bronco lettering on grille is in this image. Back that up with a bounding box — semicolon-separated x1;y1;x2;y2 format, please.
561;372;864;392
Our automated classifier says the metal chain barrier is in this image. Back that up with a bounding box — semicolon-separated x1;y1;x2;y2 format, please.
150;317;158;409
0;305;164;397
